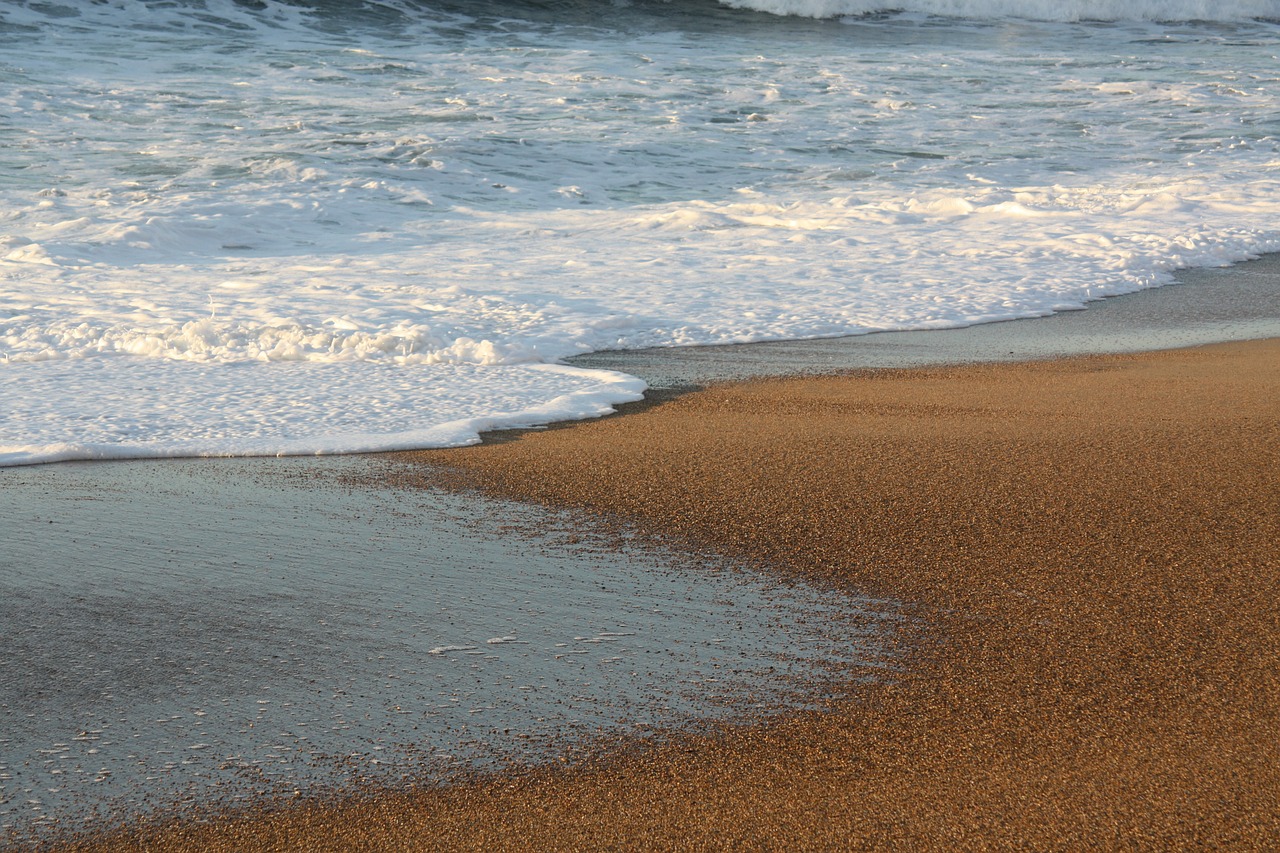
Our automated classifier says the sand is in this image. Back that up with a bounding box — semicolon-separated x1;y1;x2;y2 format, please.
54;336;1280;850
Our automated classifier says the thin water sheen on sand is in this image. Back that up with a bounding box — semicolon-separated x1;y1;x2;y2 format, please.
0;457;899;841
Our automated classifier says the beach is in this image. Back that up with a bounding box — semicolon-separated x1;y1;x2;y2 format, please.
7;2;1280;847
48;307;1280;848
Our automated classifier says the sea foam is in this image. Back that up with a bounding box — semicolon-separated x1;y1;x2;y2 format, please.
1;2;1278;464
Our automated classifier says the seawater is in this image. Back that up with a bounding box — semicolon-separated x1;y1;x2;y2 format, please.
2;0;1279;463
0;456;901;838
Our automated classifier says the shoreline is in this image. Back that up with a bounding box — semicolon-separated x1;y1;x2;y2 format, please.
19;255;1280;848
50;336;1280;848
6;254;1280;470
566;251;1280;391
476;251;1280;445
396;338;1280;847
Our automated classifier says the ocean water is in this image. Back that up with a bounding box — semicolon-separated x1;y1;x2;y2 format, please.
2;0;1279;465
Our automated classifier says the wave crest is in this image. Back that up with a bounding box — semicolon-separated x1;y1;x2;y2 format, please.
717;0;1280;21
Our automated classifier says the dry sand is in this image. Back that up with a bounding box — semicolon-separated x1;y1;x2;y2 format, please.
59;338;1280;850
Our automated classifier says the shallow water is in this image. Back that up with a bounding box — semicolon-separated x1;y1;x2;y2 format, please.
572;252;1280;387
0;455;900;840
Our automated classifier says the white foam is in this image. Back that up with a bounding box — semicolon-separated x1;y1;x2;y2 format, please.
0;361;645;466
428;645;479;656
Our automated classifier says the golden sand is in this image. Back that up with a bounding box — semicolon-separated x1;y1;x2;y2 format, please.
59;339;1280;850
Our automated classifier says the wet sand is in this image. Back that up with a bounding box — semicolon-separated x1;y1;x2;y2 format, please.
56;332;1280;849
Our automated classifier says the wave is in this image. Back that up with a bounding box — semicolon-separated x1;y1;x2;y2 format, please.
296;0;1280;24
720;0;1280;21
3;0;1275;31
250;0;1280;24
